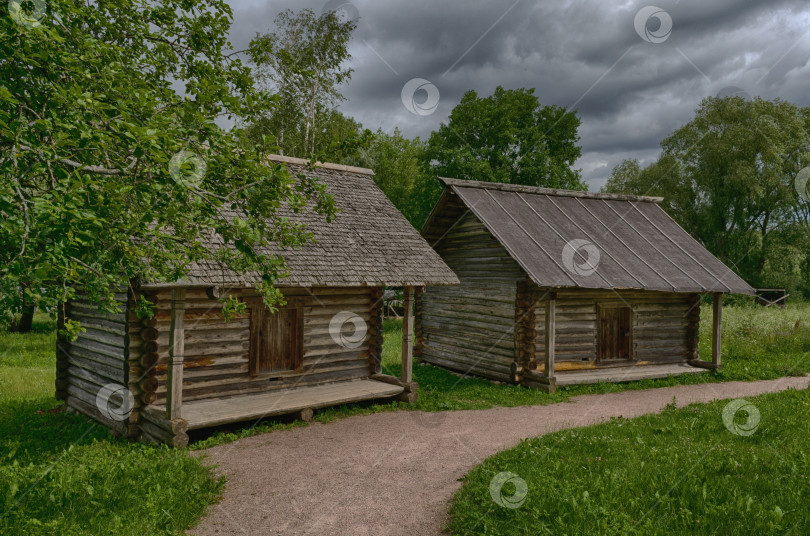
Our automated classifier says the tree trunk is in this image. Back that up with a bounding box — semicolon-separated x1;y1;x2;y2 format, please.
18;301;34;333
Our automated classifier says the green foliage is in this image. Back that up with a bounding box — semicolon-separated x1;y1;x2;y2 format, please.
604;96;810;293
352;128;437;227
220;295;247;322
426;86;585;189
0;0;336;326
448;387;810;535
247;8;356;159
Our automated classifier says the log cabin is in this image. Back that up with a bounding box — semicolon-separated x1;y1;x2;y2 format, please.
417;178;755;392
55;156;458;446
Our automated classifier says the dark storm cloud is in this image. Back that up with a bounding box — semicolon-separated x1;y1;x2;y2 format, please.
228;0;810;189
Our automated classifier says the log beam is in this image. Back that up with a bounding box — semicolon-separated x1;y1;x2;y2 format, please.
542;291;558;393
712;292;722;370
166;288;186;420
399;286;418;403
401;286;414;384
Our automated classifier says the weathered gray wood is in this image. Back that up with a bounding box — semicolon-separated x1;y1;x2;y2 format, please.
166;288;186;420
161;379;404;430
556;363;706;386
65;391;127;435
401;286;414;384
66;357;124;385
154;362;373;403
139;408;189;448
543;292;557;392
712;292;722;369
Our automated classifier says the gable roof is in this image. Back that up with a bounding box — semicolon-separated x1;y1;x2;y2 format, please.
422;178;755;295
145;156;459;289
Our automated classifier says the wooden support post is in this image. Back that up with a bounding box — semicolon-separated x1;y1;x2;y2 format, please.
712;292;722;370
166;288;186;420
401;286;414;384
543;291;557;392
395;286;418;403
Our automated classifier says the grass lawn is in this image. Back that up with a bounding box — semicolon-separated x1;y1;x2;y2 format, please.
0;303;809;532
448;386;810;535
0;315;223;535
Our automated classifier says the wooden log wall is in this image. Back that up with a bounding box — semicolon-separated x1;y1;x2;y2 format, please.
141;287;375;404
419;212;525;382
62;291;134;437
533;288;700;369
514;282;541;376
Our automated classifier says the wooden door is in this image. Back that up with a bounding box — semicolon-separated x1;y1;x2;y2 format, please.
597;306;632;362
249;303;303;376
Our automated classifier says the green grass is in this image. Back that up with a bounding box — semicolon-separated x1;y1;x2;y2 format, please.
0;314;56;402
0;315;223;535
448;386;810;535
698;302;810;380
2;304;810;531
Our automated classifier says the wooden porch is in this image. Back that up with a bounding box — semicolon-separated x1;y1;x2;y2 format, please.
554;362;707;387
154;378;404;430
139;286;421;446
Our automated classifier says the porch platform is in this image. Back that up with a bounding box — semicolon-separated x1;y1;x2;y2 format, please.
162;379;404;430
555;363;707;387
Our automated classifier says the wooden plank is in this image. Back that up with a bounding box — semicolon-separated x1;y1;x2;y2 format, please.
556;363;706;386
164;379;404;429
401;286;414;384
166;288;186;420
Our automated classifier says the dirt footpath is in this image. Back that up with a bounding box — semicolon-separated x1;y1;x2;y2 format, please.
191;375;809;536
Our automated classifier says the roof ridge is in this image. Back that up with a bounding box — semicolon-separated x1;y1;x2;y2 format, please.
439;177;663;203
266;154;374;176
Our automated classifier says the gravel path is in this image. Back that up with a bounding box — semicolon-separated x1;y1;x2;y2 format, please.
191;375;809;536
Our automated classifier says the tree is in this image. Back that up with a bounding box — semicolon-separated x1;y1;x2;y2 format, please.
604;97;810;291
425;87;585;189
246;108;365;164
601;158;641;194
351;128;432;226
0;0;336;334
248;8;355;158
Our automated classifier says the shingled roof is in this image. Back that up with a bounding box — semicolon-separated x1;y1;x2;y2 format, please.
146;156;458;288
422;178;755;295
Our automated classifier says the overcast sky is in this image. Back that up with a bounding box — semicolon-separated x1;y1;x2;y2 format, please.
227;0;810;190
